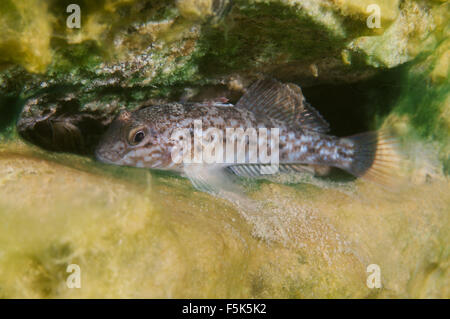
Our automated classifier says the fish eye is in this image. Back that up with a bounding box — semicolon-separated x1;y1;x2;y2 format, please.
128;127;146;145
134;131;145;143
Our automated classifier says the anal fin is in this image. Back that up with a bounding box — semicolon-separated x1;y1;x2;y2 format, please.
227;163;316;178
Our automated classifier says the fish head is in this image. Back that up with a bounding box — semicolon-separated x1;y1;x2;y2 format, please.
95;109;173;169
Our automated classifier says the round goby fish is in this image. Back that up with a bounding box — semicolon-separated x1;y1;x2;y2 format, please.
96;79;400;193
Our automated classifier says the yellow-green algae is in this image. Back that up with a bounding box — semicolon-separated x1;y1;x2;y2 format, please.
0;140;448;298
1;0;447;93
0;0;53;73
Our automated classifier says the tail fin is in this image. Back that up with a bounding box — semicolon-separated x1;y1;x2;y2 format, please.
343;131;405;187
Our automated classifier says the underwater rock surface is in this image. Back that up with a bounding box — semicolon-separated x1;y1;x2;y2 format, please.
0;141;448;298
0;0;446;167
0;0;449;298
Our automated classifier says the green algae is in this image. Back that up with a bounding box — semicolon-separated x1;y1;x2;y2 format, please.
0;0;440;98
197;1;343;74
392;73;449;172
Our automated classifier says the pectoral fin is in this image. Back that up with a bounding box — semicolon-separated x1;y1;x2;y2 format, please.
183;164;244;196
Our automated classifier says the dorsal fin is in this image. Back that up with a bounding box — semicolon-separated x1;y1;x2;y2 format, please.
235;78;330;133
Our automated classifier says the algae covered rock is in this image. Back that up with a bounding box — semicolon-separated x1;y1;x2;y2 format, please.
0;0;449;298
0;0;446;161
0;141;448;298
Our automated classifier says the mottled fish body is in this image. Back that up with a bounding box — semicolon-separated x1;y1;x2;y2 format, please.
96;79;400;194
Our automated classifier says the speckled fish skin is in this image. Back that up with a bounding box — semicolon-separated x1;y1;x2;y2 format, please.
96;77;403;190
95;101;354;172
